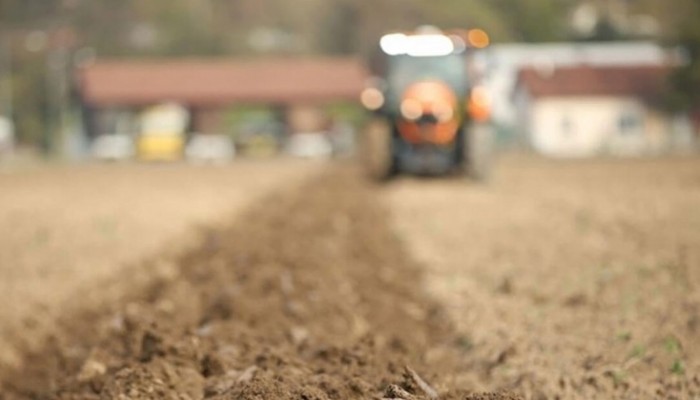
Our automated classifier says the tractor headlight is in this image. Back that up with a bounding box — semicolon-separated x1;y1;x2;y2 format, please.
432;102;454;123
467;86;492;122
400;99;423;121
360;87;385;111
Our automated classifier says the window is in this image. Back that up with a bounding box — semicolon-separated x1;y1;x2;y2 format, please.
561;115;574;137
618;110;642;135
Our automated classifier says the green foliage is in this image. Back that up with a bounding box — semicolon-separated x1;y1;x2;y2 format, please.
667;0;700;111
628;344;645;359
671;359;686;375
587;16;627;42
318;2;360;54
617;331;632;342
663;336;681;355
7;52;47;147
489;0;574;42
327;103;366;128
417;0;512;41
455;334;474;352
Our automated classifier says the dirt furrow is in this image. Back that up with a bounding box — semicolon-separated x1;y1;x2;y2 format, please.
0;166;515;400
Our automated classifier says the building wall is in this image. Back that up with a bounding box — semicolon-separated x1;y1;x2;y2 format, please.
286;105;327;134
513;88;533;149
478;42;672;140
525;95;667;157
191;108;223;134
95;108;140;137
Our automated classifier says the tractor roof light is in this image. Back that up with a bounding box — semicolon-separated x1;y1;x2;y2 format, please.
379;33;408;56
467;29;490;49
380;33;464;57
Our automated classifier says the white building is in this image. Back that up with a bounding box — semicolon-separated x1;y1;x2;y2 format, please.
474;42;678;143
513;65;694;158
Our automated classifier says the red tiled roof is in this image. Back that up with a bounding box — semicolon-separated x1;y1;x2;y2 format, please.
78;57;368;107
516;65;672;102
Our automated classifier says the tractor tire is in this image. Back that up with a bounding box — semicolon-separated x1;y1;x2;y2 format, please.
361;118;395;181
462;122;493;182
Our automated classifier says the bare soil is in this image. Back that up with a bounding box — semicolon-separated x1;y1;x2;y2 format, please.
384;156;700;399
0;161;316;369
2;156;697;400
0;165;514;399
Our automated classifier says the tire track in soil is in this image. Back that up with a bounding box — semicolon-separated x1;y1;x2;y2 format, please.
0;166;519;400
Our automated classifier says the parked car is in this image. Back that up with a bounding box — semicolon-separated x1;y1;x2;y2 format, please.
285;132;333;159
185;134;235;163
234;119;284;158
91;134;135;161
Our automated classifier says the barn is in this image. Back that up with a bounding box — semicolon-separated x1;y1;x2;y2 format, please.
75;57;368;159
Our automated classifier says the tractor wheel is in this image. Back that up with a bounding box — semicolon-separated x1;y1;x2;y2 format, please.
361;118;395;181
462;122;493;182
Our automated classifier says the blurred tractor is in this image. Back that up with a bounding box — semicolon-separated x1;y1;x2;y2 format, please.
360;27;493;181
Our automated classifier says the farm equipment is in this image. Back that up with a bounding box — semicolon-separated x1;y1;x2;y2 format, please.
360;27;493;180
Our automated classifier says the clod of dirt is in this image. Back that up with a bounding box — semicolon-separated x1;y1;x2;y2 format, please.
76;358;107;383
288;326;310;346
139;331;165;362
384;384;421;400
236;365;258;383
204;366;258;397
408;366;439;398
563;293;588;307
464;393;524;400
100;359;205;399
200;354;226;378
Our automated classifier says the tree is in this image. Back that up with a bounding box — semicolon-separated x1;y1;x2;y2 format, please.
667;0;700;113
318;2;360;55
490;0;575;42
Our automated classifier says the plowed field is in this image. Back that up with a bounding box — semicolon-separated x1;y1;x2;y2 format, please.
1;156;698;399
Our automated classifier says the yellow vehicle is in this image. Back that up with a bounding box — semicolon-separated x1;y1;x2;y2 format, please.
137;134;185;162
137;103;188;161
